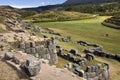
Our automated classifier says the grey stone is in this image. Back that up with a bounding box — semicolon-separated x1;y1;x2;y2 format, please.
12;57;20;64
43;35;48;38
86;66;91;72
73;63;79;68
88;72;96;78
30;42;36;48
21;57;41;77
19;43;25;49
102;68;109;80
75;67;84;77
68;63;72;69
115;54;120;61
25;42;31;48
25;48;31;54
85;53;95;60
31;48;36;54
4;52;14;60
69;49;78;56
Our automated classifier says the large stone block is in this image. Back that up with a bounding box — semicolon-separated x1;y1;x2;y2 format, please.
30;42;36;48
31;48;36;54
4;52;14;60
85;53;95;60
21;57;41;77
25;42;31;48
25;48;31;54
19;43;25;49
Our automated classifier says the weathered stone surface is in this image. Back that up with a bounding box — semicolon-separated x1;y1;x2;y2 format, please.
30;42;36;48
86;66;91;72
30;48;36;54
69;49;78;55
12;57;20;64
61;36;71;42
75;67;84;77
25;42;31;48
85;53;95;60
4;52;14;60
25;48;31;54
21;57;41;76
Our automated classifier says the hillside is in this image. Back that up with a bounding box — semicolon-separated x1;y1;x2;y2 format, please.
102;14;120;29
63;0;111;5
65;2;120;15
25;11;96;22
22;0;120;16
36;16;120;80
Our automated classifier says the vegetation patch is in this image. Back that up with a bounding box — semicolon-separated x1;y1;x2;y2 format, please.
36;16;120;54
25;11;97;22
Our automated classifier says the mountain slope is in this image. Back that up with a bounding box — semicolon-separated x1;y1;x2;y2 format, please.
63;0;111;5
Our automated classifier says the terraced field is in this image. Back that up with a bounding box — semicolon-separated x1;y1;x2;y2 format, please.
36;16;120;54
102;15;120;29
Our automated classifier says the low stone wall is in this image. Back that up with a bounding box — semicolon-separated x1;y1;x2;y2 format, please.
17;37;58;64
74;63;110;80
84;47;120;62
57;47;110;80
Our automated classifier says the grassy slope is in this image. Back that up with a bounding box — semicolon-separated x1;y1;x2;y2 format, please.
37;16;120;54
25;11;96;22
36;16;120;80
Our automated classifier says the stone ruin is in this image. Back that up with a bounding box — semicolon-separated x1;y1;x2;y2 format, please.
57;47;110;80
17;37;58;65
76;40;120;62
60;36;71;42
74;63;110;80
3;51;41;78
84;46;120;62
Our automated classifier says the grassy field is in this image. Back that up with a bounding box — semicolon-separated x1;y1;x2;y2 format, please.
35;16;120;80
25;11;96;22
36;16;120;54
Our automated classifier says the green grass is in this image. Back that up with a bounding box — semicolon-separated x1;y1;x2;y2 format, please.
26;11;97;22
0;27;8;33
36;16;120;54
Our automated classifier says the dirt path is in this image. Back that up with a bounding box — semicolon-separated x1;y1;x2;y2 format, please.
36;63;85;80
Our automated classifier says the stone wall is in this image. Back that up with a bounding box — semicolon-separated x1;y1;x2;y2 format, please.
57;47;110;80
18;37;58;65
84;47;120;62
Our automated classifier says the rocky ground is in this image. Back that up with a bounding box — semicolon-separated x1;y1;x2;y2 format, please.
0;9;85;80
1;7;119;80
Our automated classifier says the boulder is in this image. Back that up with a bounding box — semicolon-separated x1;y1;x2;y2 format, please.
21;57;41;76
12;57;20;64
85;53;95;60
67;63;72;69
86;66;91;72
115;54;120;61
30;42;36;48
69;49;78;56
84;49;94;53
75;67;84;77
4;52;14;60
